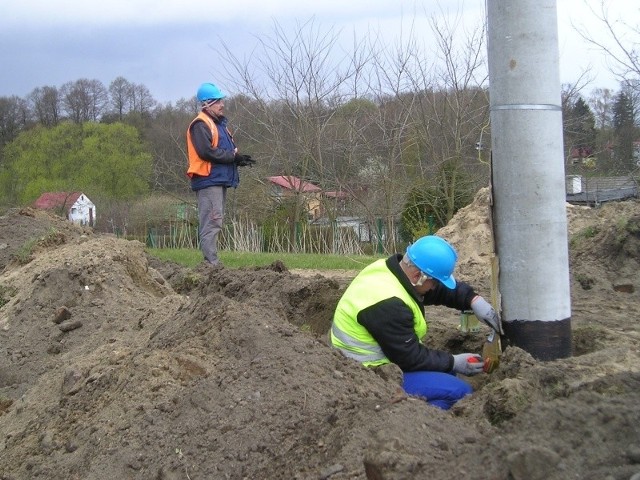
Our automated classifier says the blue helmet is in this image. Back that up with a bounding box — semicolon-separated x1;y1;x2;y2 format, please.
197;83;225;102
406;235;457;288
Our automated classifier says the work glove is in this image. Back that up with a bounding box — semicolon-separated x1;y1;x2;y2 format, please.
471;296;504;335
452;353;484;376
234;154;255;167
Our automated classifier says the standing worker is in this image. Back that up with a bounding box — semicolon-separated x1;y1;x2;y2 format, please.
186;82;255;266
331;235;503;410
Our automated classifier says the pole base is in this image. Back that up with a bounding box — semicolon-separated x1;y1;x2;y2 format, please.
503;318;572;361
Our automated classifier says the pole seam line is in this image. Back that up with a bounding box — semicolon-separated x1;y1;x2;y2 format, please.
491;104;562;111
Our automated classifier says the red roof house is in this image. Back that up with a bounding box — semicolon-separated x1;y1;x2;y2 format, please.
267;175;322;193
267;176;323;220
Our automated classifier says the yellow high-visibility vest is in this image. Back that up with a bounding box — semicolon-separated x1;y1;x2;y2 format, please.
331;259;427;366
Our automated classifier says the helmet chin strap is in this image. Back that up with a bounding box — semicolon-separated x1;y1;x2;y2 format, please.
203;104;222;122
411;273;429;287
207;111;222;121
401;257;427;287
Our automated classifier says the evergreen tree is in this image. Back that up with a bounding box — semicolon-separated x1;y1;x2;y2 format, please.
612;91;636;170
570;97;597;158
564;95;597;172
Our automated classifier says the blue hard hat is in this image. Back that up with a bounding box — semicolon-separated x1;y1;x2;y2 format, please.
197;83;225;102
406;235;457;288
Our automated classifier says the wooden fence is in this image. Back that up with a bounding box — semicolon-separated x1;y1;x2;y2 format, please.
129;218;395;255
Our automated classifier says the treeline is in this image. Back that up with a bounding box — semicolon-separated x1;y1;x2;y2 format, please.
0;77;198;209
0;77;191;134
0;76;493;249
0;18;638;252
562;87;639;174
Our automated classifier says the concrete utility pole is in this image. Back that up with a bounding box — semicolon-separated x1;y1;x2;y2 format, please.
486;0;572;360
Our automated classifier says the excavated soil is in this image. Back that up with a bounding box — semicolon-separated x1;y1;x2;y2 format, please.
1;190;639;480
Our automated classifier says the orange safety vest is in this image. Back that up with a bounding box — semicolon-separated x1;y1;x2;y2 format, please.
186;112;233;178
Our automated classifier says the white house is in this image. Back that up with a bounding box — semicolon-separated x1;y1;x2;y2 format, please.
33;192;96;226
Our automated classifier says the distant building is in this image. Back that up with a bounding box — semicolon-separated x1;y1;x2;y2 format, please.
311;215;372;242
33;192;96;226
267;175;323;220
323;190;350;215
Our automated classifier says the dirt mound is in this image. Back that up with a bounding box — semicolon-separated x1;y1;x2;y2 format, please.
0;207;94;273
569;205;640;286
436;187;494;290
1;199;640;480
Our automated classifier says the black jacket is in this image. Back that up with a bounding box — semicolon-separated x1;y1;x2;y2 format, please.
357;254;477;373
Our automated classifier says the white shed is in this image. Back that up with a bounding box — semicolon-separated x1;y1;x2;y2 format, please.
33;192;96;227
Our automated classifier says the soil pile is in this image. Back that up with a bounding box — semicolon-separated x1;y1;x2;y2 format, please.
1;195;639;480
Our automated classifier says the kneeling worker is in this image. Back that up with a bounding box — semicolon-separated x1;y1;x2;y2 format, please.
331;235;503;410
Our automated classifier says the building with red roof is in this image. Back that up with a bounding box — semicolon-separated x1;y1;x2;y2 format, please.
267;176;323;220
267;176;322;193
33;192;96;227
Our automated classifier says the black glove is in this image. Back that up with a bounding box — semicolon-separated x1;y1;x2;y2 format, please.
234;154;255;167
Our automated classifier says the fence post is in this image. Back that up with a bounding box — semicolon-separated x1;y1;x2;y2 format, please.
147;228;157;248
295;221;302;252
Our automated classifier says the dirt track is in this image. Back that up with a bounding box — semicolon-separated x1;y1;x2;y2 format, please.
1;192;639;480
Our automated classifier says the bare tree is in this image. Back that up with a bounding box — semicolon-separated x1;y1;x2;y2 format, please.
60;78;107;123
0;96;30;146
574;1;640;93
28;86;61;127
363;5;490;240
146;102;193;195
217;18;364;248
186;11;495;251
589;87;615;129
60;80;88;123
412;9;489;224
109;76;134;120
357;26;422;249
587;87;617;169
87;79;109;121
131;83;156;116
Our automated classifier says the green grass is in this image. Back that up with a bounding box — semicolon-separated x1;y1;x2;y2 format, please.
146;248;383;270
12;228;64;265
0;284;17;308
13;238;39;265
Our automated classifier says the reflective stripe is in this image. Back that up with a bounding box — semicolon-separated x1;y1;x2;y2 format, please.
331;324;385;363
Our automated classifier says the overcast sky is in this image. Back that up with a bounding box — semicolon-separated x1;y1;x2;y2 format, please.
0;0;636;104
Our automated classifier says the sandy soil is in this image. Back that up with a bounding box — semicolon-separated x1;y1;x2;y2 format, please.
0;190;639;480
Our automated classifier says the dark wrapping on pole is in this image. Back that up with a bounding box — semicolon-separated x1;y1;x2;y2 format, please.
503;319;572;360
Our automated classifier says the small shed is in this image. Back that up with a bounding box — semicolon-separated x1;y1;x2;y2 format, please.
34;192;96;226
